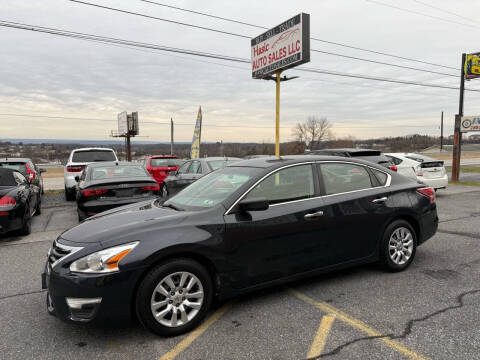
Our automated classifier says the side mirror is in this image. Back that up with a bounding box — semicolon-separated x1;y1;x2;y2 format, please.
74;175;80;182
39;168;46;174
238;197;269;212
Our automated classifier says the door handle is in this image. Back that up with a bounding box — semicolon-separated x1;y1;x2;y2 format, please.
372;197;388;204
304;211;324;219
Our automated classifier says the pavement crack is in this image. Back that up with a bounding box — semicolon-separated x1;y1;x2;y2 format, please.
42;210;55;232
308;289;480;359
437;229;479;238
439;213;480;223
0;289;46;301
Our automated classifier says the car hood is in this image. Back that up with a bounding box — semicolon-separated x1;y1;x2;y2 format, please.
60;200;189;246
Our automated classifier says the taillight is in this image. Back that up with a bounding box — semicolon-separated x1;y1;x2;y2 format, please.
67;165;85;172
389;165;398;172
416;187;435;204
0;212;8;216
25;164;36;181
0;196;16;210
141;184;160;192
83;189;108;197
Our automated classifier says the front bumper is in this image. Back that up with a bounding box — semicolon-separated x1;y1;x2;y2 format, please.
42;257;143;323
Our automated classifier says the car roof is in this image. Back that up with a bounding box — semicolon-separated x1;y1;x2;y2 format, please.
200;157;242;161
86;161;141;168
0;158;32;162
311;148;379;154
71;148;115;152
149;155;179;158
227;154;388;169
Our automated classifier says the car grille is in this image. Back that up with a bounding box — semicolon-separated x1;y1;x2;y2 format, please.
48;240;83;267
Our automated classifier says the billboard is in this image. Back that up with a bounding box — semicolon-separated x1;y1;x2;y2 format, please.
118;111;128;135
461;115;480;132
464;53;480;80
251;13;310;78
129;112;139;135
190;106;202;159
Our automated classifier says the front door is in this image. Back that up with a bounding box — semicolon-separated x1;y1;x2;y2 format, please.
223;163;329;289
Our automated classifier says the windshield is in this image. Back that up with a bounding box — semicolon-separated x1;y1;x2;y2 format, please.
0;162;27;175
150;158;184;167
72;150;116;162
208;159;240;171
89;165;148;180
163;166;260;210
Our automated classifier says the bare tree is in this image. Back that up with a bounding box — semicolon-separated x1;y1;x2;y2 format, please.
292;116;332;150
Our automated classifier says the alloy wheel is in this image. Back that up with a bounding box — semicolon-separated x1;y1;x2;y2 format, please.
150;271;204;328
388;227;414;265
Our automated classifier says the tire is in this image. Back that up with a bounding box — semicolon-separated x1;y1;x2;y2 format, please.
20;207;32;236
380;220;416;272
65;187;75;201
161;184;168;199
35;196;41;216
136;258;213;337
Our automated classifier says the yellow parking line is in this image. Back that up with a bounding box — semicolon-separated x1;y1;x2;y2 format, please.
307;314;336;358
159;302;233;360
289;289;429;360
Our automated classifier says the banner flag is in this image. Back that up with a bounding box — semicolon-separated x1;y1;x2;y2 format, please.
190;106;202;159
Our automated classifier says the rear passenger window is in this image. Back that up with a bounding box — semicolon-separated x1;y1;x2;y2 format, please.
320;163;373;195
189;161;202;174
245;164;314;205
372;169;388;185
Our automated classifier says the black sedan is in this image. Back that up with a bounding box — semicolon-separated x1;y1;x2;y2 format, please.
161;157;241;198
75;161;160;221
43;155;438;337
0;168;40;235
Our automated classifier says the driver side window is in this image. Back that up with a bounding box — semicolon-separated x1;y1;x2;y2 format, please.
177;162;191;175
245;164;315;205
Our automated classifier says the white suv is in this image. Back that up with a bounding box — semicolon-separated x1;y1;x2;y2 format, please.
64;148;118;200
385;153;448;190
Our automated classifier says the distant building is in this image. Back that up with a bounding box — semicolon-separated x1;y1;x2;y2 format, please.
469;134;480;141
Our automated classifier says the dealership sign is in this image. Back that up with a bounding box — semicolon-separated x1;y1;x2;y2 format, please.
461;115;480;132
251;13;310;78
464;53;480;80
117;111;128;135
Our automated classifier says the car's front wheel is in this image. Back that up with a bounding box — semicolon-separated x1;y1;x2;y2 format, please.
136;259;212;336
380;220;416;272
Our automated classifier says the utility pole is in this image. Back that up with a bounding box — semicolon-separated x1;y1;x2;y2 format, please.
126;133;131;161
170;118;174;155
452;53;466;182
440;111;444;151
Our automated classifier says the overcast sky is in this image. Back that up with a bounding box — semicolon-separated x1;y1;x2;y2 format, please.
1;0;480;143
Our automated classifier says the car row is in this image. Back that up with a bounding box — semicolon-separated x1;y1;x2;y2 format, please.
43;155;438;337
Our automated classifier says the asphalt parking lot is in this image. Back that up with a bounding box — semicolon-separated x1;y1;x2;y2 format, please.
1;186;480;360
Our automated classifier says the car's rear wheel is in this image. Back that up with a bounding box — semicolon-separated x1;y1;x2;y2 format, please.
65;187;75;201
20;207;32;236
136;259;212;337
35;195;41;216
161;184;168;199
380;220;416;272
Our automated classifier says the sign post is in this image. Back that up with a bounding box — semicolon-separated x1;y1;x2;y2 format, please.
251;13;310;158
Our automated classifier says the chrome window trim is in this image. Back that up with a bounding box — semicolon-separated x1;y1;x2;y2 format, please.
224;160;391;215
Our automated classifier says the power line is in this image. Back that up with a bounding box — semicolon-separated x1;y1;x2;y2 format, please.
2;20;479;93
68;0;458;77
365;0;480;29
412;0;478;24
137;0;459;71
0;113;436;128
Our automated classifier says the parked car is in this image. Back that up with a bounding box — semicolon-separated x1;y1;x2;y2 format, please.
385;153;448;190
75;161;160;221
0;168;41;235
143;155;185;185
307;148;395;170
0;157;45;195
64;148;118;201
43;155;438;336
161;157;242;198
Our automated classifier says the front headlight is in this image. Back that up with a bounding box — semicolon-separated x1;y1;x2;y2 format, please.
70;242;139;274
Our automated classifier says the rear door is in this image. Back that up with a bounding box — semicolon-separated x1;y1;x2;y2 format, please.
168;161;191;195
316;162;395;264
182;160;203;186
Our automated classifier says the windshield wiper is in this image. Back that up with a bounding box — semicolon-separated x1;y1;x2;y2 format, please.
162;203;184;211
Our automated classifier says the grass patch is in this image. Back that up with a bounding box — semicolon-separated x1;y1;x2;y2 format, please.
445;166;480;173
449;181;480;186
42;166;64;178
43;189;64;196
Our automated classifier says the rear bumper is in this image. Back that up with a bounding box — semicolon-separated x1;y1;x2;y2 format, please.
418;207;438;245
78;196;157;218
0;212;22;234
417;175;448;189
